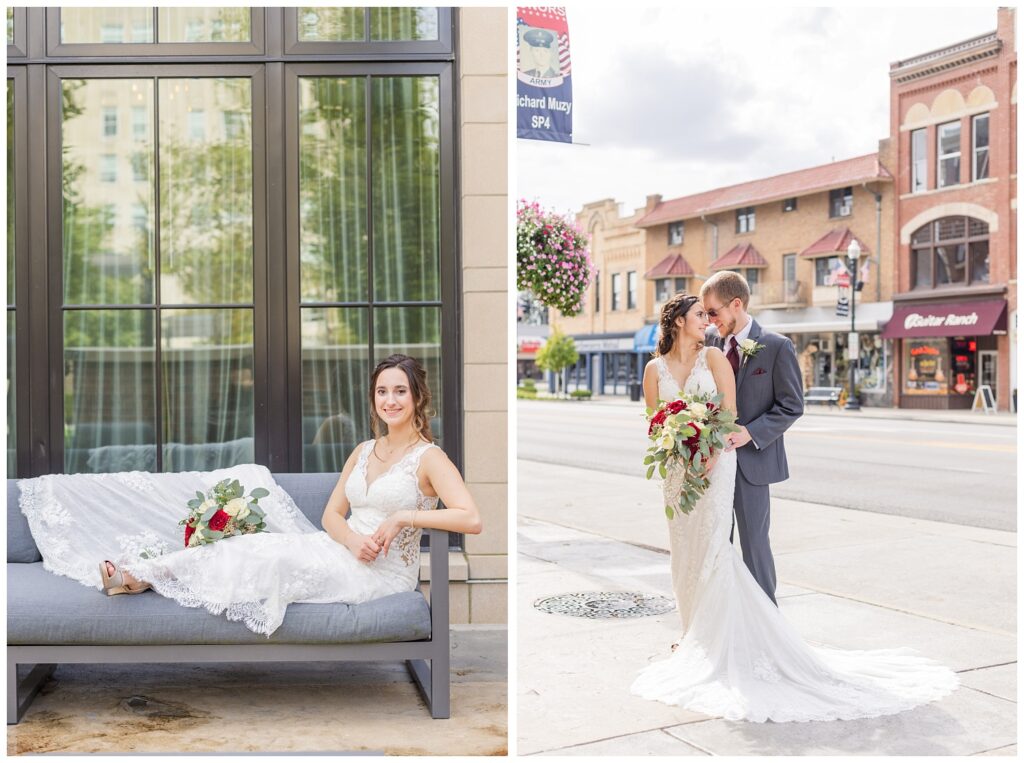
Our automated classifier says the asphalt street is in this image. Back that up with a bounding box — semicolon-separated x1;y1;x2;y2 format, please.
517;400;1017;531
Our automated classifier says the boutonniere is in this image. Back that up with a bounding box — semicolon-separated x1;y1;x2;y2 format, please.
738;338;765;360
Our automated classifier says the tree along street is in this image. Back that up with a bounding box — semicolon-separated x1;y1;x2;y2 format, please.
517;400;1016;531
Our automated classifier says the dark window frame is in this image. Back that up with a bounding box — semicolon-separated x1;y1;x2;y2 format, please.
829;186;853;218
936;120;961;189
782;197;797;212
735;206;755;233
7;7;27;57
910;216;990;290
972;112;990;182
8;11;463;502
46;8;267;57
284;7;453;57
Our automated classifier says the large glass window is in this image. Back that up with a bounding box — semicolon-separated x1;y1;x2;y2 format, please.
611;273;621;311
61;76;255;472
60;8;154;43
911;128;927;193
627;271;637;310
59;8;252;44
937;121;961;188
158;8;251;43
972;113;989;181
910;216;989;290
298;74;442;472
668;221;683;246
904;339;949;396
298;7;439;42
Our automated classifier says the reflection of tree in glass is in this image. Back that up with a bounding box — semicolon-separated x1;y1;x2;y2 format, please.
7;81;14;305
61;79;150;349
159;78;253;344
299;77;367;304
372;76;440;303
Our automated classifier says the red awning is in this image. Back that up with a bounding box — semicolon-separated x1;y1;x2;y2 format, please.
800;227;870;258
709;243;768;270
882;299;1008;339
645;253;694;279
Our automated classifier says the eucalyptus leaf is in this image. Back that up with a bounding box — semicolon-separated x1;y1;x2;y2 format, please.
658;462;667;479
665;505;674;520
206;530;225;540
250;487;270;499
643;455;654;465
201;505;220;522
646;464;656;480
195;490;206;502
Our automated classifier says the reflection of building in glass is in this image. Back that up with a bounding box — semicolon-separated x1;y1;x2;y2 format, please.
8;7;508;624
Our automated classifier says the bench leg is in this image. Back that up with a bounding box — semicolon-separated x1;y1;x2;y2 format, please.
7;662;57;725
407;658;450;719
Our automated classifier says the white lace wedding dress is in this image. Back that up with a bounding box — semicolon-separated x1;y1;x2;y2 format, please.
19;441;438;638
629;349;957;722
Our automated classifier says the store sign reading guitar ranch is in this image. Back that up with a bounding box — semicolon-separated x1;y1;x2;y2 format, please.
903;311;980;331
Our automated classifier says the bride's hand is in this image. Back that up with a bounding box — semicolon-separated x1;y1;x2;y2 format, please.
345;533;382;563
371;512;412;556
705;451;721;476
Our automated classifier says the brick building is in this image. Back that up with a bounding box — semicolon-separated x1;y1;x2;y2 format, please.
557;154;899;404
882;8;1017;411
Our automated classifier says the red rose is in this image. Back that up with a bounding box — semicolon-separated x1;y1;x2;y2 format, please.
208;510;230;532
683;423;702;456
666;399;687;415
648;410;667;435
184;523;194;547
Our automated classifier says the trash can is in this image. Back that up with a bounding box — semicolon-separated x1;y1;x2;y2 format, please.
629;380;642;402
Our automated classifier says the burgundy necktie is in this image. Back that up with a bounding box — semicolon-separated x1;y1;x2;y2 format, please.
727;337;740;376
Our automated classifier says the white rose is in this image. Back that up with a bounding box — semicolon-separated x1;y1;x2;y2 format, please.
689;403;707;419
740;339;760;355
658;432;674;451
199;499;214;512
188;533;201;548
224;497;247;517
237;505;251;520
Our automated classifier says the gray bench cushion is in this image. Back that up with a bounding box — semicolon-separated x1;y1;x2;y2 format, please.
8;563;431;646
7;482;40;564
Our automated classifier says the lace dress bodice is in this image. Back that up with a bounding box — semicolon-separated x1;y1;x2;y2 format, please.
653;348;717;401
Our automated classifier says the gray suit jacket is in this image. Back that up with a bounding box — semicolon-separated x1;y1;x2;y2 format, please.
705;320;803;485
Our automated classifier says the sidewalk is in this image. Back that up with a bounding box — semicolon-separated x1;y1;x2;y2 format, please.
517;459;1016;756
7;625;508;755
533;392;1017;427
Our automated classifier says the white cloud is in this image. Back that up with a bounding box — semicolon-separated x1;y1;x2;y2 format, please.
518;6;1000;214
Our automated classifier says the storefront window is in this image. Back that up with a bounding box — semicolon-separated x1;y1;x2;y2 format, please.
949;338;978;397
904;339;949;395
910;216;989;290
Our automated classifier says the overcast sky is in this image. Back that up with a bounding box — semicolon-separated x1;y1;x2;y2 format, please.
517;6;1002;217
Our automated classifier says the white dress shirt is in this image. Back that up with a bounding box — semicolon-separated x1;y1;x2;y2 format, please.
724;316;759;449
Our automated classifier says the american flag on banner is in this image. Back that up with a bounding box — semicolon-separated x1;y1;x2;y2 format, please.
516;7;573;143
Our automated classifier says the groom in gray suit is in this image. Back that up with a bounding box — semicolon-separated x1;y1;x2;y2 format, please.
700;271;803;605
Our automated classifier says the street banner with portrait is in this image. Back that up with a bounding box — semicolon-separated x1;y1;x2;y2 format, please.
516;7;573;143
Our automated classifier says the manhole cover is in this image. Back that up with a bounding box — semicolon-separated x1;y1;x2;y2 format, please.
534;592;675;619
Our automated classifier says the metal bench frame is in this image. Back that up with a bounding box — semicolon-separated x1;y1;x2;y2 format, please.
8;528;450;723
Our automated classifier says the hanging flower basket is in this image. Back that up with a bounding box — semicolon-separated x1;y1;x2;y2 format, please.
516;200;593;317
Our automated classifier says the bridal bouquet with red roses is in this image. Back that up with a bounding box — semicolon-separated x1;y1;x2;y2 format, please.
644;392;739;518
180;478;270;548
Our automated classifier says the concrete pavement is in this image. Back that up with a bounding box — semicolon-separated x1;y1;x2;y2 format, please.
517;458;1016;756
6;625;508;755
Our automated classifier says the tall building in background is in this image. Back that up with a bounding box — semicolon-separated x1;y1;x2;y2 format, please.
884;7;1017;412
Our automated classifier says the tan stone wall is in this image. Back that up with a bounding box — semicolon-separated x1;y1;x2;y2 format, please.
453;7;507;623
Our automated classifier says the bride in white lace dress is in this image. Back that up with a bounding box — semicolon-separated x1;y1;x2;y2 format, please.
100;354;482;637
630;294;957;722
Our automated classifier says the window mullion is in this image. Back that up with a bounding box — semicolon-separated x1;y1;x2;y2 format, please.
153;76;163;472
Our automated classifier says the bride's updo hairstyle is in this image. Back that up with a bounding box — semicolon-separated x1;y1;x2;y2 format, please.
655;293;701;357
368;354;435;443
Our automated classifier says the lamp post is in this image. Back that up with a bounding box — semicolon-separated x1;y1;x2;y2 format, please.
845;239;862;411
